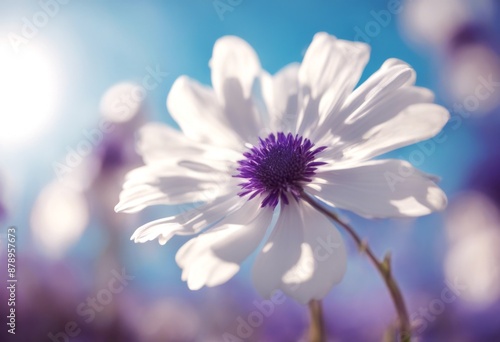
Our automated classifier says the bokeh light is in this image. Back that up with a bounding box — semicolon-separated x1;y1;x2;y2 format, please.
30;180;89;259
0;44;59;146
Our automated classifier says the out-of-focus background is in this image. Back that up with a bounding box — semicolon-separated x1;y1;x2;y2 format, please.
1;0;499;341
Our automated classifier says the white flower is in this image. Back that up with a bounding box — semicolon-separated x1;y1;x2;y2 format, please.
115;33;449;303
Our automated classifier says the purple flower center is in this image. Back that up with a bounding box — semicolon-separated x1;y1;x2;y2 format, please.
234;132;327;208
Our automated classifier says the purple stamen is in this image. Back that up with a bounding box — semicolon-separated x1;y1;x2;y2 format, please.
234;132;327;208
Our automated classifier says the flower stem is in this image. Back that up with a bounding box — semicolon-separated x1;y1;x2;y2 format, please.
300;190;412;342
308;299;326;342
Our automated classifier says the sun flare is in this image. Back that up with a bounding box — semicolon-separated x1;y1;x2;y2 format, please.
0;45;59;146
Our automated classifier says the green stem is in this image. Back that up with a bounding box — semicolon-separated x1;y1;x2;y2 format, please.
300;190;412;342
308;299;326;342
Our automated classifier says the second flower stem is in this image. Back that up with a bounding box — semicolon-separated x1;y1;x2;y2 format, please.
300;190;412;342
308;299;326;342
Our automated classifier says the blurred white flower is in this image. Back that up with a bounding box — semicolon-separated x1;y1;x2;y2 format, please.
443;44;500;114
137;298;201;342
116;33;448;303
100;82;145;123
31;180;89;259
445;192;500;306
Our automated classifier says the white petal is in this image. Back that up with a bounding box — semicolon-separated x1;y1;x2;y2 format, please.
298;33;370;100
260;63;301;134
176;200;273;290
315;58;417;141
167;76;242;148
130;193;245;245
137;122;240;166
211;36;261;103
343;85;434;129
342;58;417;123
297;33;370;137
115;163;232;213
320;86;438;163
331;103;449;163
309;159;447;218
210;36;263;142
281;201;347;303
252;200;347;303
137;123;204;165
252;201;303;299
